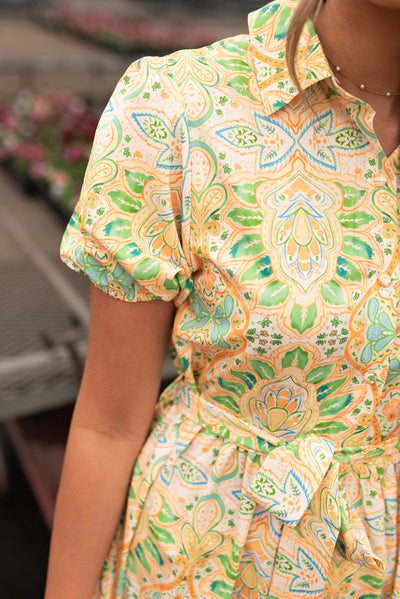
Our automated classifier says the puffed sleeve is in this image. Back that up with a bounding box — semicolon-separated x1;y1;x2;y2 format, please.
60;56;193;305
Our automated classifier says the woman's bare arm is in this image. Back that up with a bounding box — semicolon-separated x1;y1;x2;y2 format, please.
44;284;176;599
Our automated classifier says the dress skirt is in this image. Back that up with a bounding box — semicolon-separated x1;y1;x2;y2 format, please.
91;378;400;599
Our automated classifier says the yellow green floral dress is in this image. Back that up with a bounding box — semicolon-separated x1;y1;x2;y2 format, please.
60;0;400;597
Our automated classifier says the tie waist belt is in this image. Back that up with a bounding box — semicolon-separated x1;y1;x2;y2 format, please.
169;381;397;596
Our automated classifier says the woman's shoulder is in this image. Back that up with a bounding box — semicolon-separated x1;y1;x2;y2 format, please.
120;33;253;98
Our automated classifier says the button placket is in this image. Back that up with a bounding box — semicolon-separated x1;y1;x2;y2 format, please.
380;156;400;194
374;174;387;188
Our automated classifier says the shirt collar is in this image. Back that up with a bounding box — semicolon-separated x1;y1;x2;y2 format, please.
248;0;332;115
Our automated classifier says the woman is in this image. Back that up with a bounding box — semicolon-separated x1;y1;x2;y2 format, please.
44;0;400;597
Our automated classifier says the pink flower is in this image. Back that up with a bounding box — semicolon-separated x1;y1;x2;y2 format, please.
29;96;53;124
47;167;69;187
30;161;46;180
15;143;45;163
1;133;18;161
53;3;215;51
0;105;17;129
63;143;86;164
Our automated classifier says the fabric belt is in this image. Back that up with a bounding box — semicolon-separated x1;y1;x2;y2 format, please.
172;381;390;597
244;434;383;597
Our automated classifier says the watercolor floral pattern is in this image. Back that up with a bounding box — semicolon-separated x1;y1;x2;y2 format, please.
60;0;400;597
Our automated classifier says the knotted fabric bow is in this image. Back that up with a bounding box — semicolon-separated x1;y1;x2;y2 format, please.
244;434;384;598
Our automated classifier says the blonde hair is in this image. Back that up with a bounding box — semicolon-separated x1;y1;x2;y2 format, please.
286;0;325;97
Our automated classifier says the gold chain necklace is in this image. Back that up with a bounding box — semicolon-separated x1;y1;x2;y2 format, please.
327;58;400;98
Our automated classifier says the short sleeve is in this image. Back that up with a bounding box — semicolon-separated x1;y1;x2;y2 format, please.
60;57;193;305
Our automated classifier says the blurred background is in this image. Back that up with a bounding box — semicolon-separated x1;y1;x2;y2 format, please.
0;0;264;596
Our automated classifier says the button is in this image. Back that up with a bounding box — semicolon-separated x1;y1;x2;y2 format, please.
374;175;387;187
377;274;391;287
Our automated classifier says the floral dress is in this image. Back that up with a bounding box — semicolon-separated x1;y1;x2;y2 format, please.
60;0;400;597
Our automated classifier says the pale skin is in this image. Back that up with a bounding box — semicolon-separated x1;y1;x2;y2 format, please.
44;3;400;598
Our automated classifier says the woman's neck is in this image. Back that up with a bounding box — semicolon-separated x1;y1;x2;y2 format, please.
314;0;400;113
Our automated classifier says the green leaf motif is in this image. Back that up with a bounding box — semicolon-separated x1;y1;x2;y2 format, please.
252;11;269;30
134;258;160;280
230;234;264;258
317;377;347;402
306;363;335;385
114;242;142;261
213;394;241;415
108;189;143;214
226;75;254;101
141;116;169;142
342;236;374;260
321;280;347;306
216;58;252;73
252;3;279;29
232;182;259;205
217;554;237;582
218;377;246;399
275;7;292;39
312;421;349;435
249;359;275;380
231;537;243;563
164;278;179;290
177;460;207;485
164;277;179;291
148;521;175;545
157;498;180;524
143;537;164;566
241;256;272;282
358;575;383;591
228;207;264;227
210;580;234;599
127;550;138;575
133;459;142;477
282;347;309;370
335;127;365;150
259;281;289;307
319;393;353;417
230;368;257;389
290;304;317;335
336;255;362;282
339;211;375;229
127;551;137;575
220;39;249;55
134;543;151;573
104;218;131;239
124;170;153;194
338;183;366;208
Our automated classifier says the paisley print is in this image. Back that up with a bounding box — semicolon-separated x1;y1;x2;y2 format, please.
60;0;400;597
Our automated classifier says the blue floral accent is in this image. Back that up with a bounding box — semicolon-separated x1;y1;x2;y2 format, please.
386;358;400;384
182;293;234;349
361;298;396;364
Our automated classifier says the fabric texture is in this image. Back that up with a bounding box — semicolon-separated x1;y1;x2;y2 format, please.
60;0;400;597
